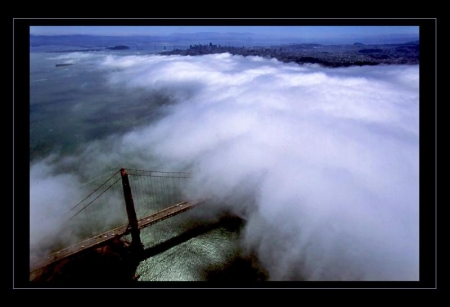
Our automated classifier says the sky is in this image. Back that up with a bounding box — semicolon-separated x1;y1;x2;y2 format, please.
29;25;419;44
30;50;419;281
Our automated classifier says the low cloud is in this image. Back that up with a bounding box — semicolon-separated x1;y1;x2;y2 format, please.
30;52;419;280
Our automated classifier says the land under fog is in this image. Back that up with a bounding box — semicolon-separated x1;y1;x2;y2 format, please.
161;41;419;67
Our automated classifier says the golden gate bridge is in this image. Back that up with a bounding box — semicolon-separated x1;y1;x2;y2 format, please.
30;168;203;277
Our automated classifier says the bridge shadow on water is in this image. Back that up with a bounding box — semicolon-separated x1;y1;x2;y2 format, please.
31;214;268;286
139;213;243;259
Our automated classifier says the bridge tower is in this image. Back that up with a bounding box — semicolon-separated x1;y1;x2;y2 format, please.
120;168;144;253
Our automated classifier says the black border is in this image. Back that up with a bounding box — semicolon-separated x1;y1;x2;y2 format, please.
13;18;437;290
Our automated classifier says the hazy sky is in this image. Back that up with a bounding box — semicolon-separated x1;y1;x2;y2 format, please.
30;25;419;42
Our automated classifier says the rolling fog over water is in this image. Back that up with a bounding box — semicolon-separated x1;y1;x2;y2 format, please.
30;37;419;281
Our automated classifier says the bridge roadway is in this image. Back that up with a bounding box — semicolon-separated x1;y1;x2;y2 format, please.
30;201;202;273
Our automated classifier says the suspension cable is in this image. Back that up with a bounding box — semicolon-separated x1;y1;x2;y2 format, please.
125;168;191;175
76;169;120;188
69;169;121;211
67;177;122;222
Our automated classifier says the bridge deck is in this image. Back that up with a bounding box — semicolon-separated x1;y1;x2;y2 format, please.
30;201;201;273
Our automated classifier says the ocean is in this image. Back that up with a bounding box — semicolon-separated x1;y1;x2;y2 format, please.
30;48;268;283
29;42;420;283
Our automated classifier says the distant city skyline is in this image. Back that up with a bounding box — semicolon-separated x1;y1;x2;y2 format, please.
30;25;419;44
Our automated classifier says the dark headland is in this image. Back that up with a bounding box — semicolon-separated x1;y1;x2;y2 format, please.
106;45;130;50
